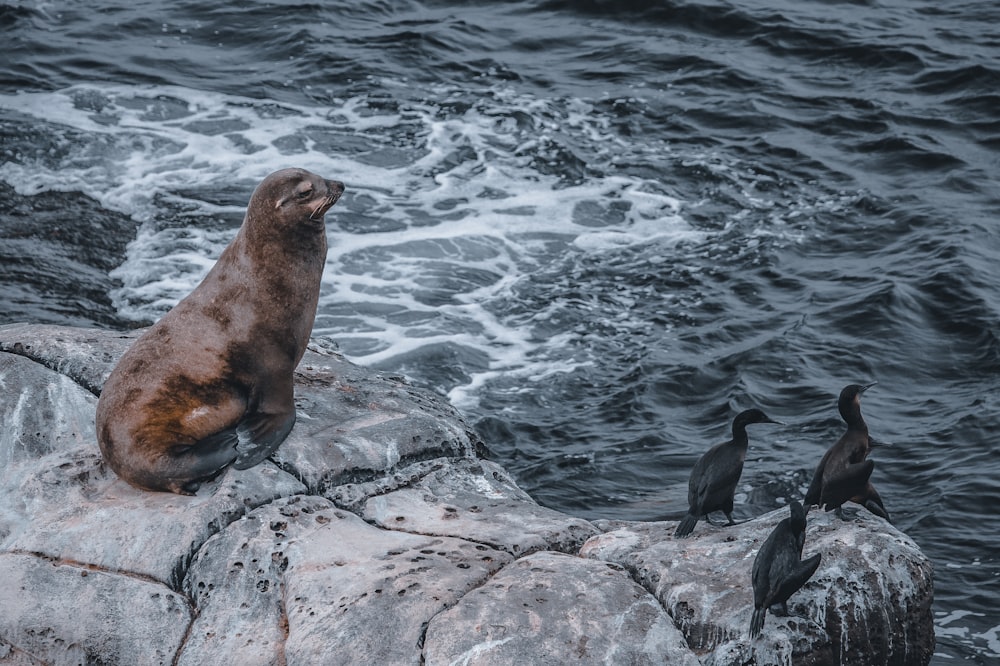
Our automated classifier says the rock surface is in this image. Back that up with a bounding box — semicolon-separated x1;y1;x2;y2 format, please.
0;323;934;665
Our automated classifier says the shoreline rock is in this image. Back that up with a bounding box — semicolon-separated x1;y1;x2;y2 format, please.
0;323;934;665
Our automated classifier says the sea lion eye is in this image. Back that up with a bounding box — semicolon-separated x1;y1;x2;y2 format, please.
297;186;313;200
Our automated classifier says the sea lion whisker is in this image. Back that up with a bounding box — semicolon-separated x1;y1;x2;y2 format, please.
310;194;336;221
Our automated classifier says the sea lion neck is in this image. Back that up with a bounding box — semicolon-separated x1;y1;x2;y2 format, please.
241;208;327;256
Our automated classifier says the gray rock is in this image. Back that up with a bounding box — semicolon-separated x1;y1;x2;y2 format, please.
183;494;512;666
581;508;934;666
275;346;479;495
0;442;305;587
0;552;190;665
362;457;599;556
0;351;97;465
0;323;934;665
0;322;135;394
423;550;699;666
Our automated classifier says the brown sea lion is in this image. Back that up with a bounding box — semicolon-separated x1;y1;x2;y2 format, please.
96;167;344;494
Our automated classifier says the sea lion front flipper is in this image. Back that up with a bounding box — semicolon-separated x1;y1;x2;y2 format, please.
231;410;297;469
185;428;240;470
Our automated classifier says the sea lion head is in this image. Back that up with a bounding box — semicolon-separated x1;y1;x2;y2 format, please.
249;167;345;230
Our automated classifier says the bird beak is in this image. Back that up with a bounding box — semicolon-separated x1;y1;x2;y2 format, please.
860;381;878;392
766;418;786;426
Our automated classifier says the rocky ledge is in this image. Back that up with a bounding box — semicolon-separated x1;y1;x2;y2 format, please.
0;323;933;665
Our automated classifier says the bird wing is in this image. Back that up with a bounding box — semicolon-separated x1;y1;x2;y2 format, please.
803;447;832;506
769;553;822;607
820;459;875;508
691;444;742;511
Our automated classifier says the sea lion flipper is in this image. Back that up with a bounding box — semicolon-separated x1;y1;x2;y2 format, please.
231;410;296;470
186;428;241;469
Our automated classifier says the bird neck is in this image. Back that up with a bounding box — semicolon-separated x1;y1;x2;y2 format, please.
841;408;868;432
730;424;750;448
839;394;869;432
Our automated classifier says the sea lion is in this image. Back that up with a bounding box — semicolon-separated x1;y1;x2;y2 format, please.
803;382;890;521
674;408;783;538
96;167;344;495
749;500;822;638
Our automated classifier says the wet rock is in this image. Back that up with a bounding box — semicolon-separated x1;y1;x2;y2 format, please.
182;495;513;665
0;552;190;665
0;441;304;587
0;323;934;665
581;508;934;666
0;350;97;464
276;348;479;495
423;550;699;666
0;322;134;394
362;458;599;556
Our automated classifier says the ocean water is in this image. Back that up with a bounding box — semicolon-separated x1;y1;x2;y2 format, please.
2;0;999;661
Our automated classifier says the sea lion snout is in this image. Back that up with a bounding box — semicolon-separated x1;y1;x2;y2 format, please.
327;179;345;197
310;179;345;221
325;179;345;207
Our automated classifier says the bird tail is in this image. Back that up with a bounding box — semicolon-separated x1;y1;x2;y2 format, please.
674;514;698;538
749;607;766;638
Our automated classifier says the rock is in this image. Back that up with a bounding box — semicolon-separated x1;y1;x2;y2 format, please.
0;442;305;587
0;552;190;665
0;322;133;394
182;495;512;666
581;508;934;666
274;345;479;493
0;350;97;466
0;323;935;665
422;550;699;666
362;457;599;556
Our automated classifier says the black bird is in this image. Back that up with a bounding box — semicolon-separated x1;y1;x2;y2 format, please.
804;383;890;521
749;500;822;638
674;408;783;538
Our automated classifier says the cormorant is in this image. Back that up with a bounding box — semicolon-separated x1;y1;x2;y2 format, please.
749;500;822;638
674;408;783;538
804;383;890;521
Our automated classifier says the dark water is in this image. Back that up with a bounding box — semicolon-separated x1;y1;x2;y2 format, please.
3;1;999;661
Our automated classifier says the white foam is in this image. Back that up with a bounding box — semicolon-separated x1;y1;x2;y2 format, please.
0;82;708;405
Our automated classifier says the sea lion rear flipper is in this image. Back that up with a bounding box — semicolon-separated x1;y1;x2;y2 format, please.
167;430;241;493
232;410;297;469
